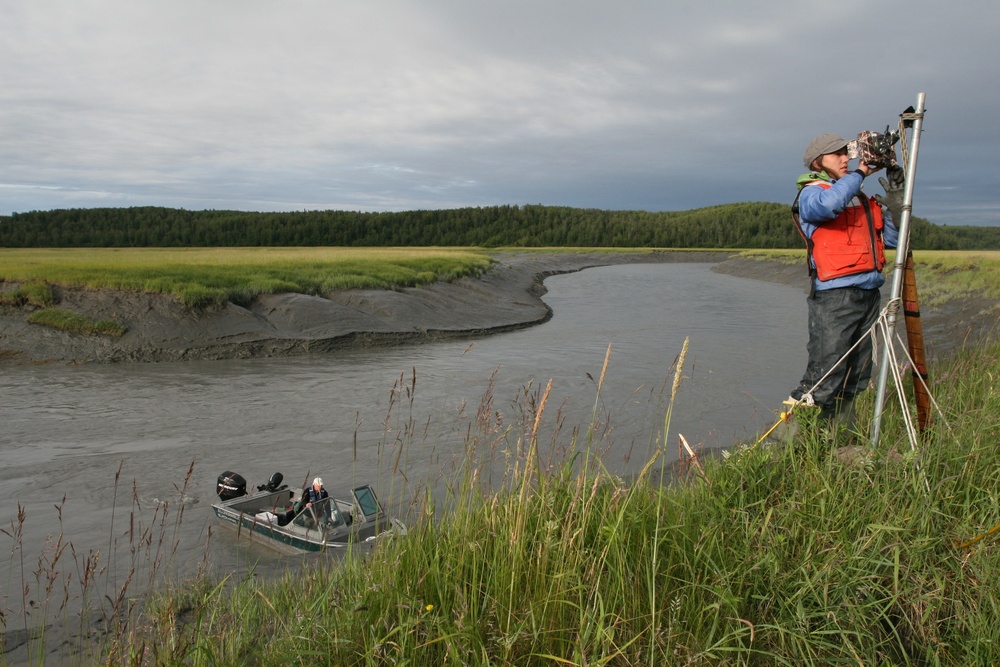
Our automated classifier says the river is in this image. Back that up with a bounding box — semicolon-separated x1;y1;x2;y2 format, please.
0;262;804;644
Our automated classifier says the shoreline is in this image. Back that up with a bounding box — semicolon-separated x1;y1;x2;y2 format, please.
0;250;995;364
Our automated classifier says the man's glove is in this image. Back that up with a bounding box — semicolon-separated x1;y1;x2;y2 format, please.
875;165;906;223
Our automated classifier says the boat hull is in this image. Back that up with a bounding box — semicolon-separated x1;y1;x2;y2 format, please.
211;485;388;554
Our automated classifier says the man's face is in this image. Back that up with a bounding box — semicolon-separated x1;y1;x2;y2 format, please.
818;147;850;179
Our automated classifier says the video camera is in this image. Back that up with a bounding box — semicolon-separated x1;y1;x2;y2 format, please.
847;126;900;169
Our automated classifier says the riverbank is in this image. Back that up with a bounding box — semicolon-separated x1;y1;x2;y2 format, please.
106;337;1000;665
0;251;730;364
714;253;1000;358
0;250;996;364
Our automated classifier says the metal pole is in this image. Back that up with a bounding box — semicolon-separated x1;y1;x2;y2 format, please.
870;92;926;446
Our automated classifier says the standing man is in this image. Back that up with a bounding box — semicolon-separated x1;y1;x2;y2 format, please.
788;133;903;433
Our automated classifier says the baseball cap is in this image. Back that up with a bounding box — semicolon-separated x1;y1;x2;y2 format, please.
803;133;849;170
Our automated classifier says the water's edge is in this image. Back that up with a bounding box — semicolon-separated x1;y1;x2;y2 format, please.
0;251;733;364
1;250;994;364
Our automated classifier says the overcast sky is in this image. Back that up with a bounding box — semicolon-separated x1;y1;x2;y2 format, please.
2;1;998;226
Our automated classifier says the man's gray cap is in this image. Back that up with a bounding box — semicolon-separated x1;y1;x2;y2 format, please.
803;133;849;170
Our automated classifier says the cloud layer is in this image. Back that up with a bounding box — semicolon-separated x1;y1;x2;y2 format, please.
3;1;998;225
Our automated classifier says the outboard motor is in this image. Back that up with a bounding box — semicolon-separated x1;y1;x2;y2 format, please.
216;471;247;501
257;472;286;493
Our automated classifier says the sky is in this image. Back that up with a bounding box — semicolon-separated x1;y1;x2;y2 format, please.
2;1;999;226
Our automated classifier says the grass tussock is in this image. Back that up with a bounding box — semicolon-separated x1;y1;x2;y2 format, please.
95;338;1000;666
27;308;127;337
0;247;495;308
0;281;55;308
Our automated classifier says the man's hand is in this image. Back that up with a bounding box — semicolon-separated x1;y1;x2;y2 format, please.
875;165;906;222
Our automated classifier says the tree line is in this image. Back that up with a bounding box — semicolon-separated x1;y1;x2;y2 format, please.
2;203;999;250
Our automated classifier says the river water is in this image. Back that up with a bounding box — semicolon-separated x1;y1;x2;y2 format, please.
0;262;805;636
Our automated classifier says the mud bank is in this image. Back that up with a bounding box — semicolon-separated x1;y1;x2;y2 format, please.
714;255;1000;358
0;251;732;364
2;251;995;364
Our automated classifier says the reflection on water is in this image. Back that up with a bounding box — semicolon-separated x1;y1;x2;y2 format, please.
0;262;805;608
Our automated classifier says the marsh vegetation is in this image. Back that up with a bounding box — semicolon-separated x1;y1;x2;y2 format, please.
744;248;1000;303
3;247;999;311
0;247;494;308
25;309;126;337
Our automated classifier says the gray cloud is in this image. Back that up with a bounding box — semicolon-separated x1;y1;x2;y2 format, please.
2;0;998;225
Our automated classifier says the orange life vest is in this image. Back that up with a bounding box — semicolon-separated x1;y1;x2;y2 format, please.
794;181;886;282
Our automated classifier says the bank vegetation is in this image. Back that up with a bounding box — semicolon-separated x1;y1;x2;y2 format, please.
103;336;1000;665
3;247;998;312
0;247;494;308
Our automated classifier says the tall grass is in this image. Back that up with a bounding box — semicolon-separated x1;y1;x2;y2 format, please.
83;337;1000;666
0;248;494;307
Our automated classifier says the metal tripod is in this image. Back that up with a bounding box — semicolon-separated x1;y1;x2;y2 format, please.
870;92;928;447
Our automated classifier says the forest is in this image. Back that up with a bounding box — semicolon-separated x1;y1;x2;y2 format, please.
2;202;999;250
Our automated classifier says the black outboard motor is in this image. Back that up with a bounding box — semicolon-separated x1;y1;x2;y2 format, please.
257;472;286;493
217;471;247;501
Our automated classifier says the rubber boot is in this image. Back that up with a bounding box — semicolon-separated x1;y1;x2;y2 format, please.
822;398;859;445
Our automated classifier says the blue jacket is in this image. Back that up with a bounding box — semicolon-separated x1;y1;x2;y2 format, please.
796;170;899;291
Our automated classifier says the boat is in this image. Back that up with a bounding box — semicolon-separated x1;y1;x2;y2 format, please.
212;471;401;553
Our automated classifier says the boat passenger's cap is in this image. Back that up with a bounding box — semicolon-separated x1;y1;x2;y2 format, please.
803;133;849;169
313;477;323;486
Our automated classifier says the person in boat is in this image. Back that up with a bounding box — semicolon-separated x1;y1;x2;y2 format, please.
300;477;331;523
788;132;903;434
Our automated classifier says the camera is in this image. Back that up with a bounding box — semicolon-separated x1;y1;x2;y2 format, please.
846;126;900;169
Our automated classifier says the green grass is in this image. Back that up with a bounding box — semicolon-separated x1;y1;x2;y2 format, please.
27;308;126;337
104;336;1000;665
0;281;55;308
741;248;1000;303
0;247;496;307
492;246;728;255
4;248;995;311
907;250;1000;307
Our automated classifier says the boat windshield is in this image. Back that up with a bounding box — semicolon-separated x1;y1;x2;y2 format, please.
353;486;381;519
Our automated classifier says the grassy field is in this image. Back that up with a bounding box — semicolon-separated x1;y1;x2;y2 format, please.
3;247;997;309
0;247;496;307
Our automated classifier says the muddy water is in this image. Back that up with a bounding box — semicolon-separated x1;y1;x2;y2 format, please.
0;263;804;630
